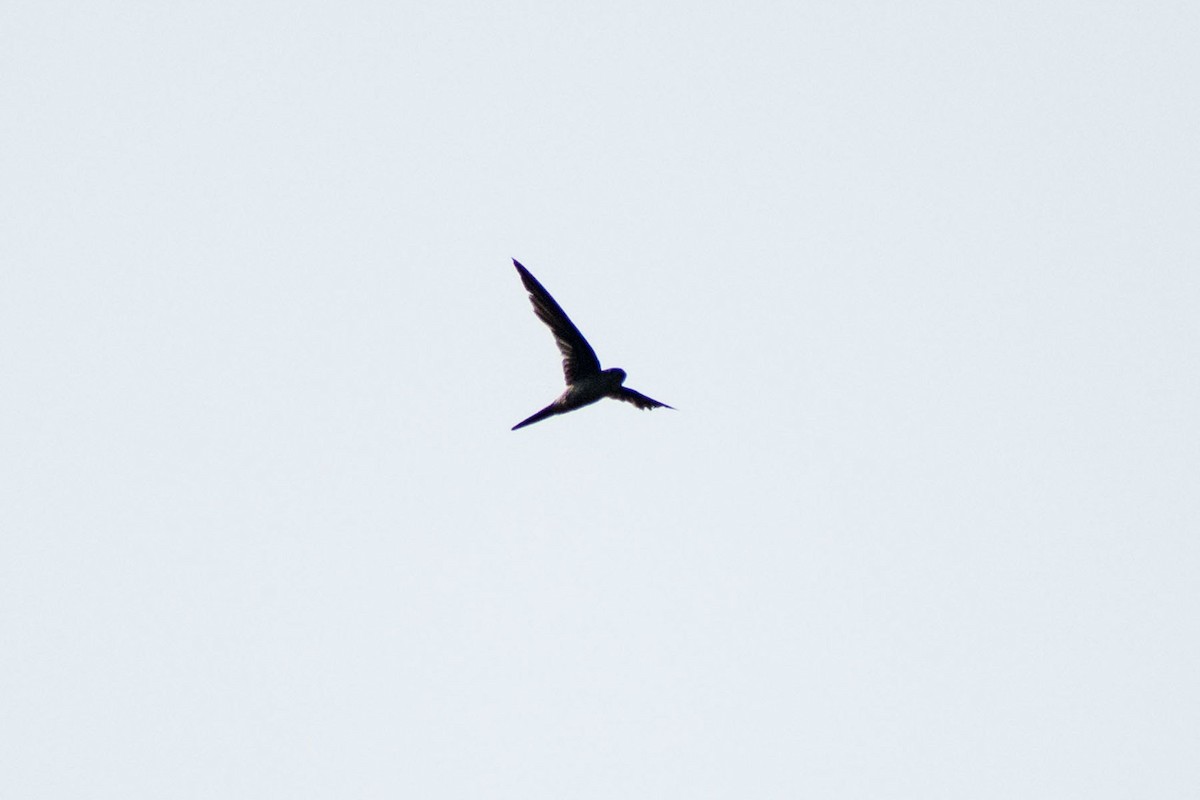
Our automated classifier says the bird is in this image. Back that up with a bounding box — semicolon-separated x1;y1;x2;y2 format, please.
510;258;673;430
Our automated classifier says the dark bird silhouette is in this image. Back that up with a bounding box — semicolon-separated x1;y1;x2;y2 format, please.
510;259;673;430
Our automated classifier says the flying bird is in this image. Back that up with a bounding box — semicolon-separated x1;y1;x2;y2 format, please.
510;258;673;430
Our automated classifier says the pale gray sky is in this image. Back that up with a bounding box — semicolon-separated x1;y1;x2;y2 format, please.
3;1;1198;797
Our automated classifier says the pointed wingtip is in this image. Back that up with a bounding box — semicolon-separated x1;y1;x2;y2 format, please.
512;257;525;270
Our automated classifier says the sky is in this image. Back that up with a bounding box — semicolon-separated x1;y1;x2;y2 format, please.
2;1;1198;797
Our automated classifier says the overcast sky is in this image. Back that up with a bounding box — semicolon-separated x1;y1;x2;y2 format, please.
3;1;1198;797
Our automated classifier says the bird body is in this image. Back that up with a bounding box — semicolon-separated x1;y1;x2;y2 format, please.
510;260;672;430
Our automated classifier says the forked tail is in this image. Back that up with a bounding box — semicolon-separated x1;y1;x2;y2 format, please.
511;402;561;431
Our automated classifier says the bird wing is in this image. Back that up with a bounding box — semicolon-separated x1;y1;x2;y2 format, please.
513;259;601;384
615;387;674;410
